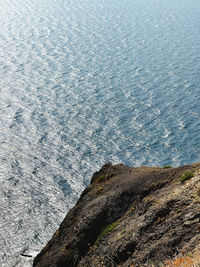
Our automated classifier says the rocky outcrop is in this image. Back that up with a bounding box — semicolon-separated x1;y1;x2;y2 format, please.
33;162;200;266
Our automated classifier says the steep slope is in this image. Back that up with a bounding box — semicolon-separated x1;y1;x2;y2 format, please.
33;162;200;267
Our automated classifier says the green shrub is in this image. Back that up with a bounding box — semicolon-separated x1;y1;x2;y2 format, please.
96;187;104;194
179;171;194;184
98;174;106;182
176;209;182;214
162;165;172;169
95;221;119;244
98;173;114;183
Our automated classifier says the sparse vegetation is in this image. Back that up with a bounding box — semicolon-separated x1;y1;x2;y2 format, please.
95;221;119;244
97;172;115;183
120;229;126;235
96;187;103;194
98;174;106;182
162;165;172;169
176;209;182;214
179;171;194;184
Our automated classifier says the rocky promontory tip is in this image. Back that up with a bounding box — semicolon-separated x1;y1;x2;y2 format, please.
33;162;200;266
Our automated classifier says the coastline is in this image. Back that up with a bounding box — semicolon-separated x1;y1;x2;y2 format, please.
33;162;200;266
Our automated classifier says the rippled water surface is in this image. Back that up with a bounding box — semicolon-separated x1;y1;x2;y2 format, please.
0;0;200;265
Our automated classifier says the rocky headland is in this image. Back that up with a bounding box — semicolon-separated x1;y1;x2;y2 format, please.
33;162;200;266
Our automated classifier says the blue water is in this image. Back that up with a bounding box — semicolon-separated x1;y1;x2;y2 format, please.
0;0;200;265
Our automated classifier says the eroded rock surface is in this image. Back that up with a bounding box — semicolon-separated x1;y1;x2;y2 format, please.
33;162;200;266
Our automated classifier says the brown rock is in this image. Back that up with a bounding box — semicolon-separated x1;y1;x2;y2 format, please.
33;162;200;267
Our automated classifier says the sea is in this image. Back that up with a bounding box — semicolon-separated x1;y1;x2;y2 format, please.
0;0;200;265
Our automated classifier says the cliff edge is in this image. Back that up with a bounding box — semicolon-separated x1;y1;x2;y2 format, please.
33;162;200;266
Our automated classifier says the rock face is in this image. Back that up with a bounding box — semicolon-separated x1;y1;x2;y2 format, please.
33;162;200;267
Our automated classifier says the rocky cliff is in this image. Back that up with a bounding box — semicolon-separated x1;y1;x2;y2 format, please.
33;162;200;267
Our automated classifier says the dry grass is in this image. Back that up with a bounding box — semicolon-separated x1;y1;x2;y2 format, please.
164;248;200;267
164;256;194;266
